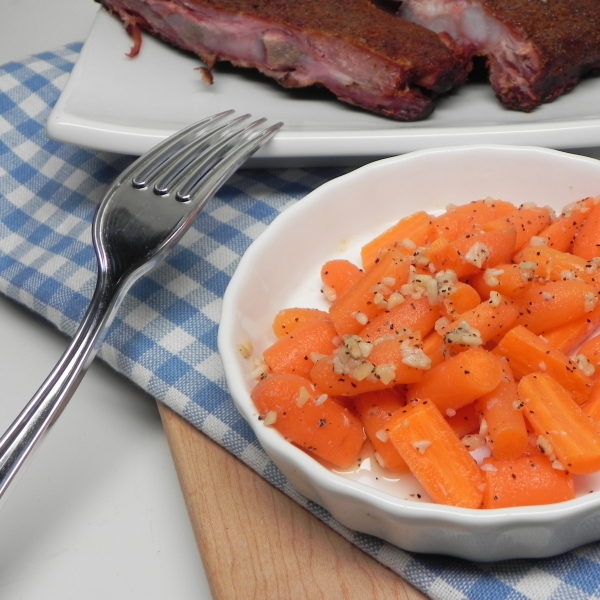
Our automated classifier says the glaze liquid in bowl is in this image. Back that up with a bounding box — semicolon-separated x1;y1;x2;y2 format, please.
218;145;600;561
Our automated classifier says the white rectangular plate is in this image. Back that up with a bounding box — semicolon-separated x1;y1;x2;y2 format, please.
47;8;600;166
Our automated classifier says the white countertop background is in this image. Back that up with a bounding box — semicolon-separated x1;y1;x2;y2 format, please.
0;2;214;598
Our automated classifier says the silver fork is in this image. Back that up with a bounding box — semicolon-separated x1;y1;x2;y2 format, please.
0;110;282;503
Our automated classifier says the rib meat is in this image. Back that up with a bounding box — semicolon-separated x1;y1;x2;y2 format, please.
399;0;600;111
97;0;471;120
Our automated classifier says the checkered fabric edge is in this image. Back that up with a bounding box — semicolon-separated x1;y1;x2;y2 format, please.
3;44;600;600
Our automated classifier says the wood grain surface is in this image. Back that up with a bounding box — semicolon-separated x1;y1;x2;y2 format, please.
158;404;427;600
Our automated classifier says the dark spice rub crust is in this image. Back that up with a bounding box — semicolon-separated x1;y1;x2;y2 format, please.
98;0;471;120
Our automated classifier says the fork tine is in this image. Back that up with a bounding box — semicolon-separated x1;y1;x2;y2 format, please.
152;113;253;195
176;121;283;206
158;117;268;199
129;109;235;189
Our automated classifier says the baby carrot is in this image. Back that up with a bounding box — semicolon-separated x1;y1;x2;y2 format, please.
272;307;331;339
251;373;365;468
406;346;504;413
360;211;434;270
514;279;599;334
387;399;484;508
494;325;593;405
518;372;600;474
329;249;410;336
541;303;600;354
263;319;339;378
475;360;528;461
353;389;410;473
481;453;575;509
321;259;363;301
571;200;600;260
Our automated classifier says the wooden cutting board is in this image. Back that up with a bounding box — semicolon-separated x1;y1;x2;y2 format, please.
158;404;427;600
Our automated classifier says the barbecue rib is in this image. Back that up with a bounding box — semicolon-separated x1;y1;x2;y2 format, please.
399;0;600;112
97;0;471;120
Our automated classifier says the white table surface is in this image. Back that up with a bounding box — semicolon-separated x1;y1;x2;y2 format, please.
0;2;213;599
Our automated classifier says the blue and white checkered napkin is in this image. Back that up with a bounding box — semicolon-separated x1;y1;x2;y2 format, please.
4;44;600;600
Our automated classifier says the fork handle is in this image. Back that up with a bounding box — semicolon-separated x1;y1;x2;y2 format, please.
0;275;123;502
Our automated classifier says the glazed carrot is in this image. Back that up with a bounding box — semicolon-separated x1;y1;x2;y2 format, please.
518;372;600;474
438;296;519;347
309;335;425;396
514;279;599;334
540;303;600;354
482;204;553;252
475;360;528;461
272;307;331;339
358;296;440;342
329;249;410;336
571;199;600;260
515;245;600;289
387;399;484;508
251;373;365;468
430;198;516;242
360;211;434;270
353;389;410;473
406;346;504;413
263;319;339;378
445;402;480;437
494;325;593;405
576;334;600;378
424;226;517;279
439;282;481;320
583;379;600;422
320;259;363;301
480;453;575;509
531;197;596;251
466;262;532;300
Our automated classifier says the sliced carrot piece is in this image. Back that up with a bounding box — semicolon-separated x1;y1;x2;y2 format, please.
571;199;600;260
387;399;484;508
361;211;434;270
475;360;528;461
263;319;338;378
320;259;363;301
541;303;600;354
353;389;410;473
494;325;592;405
251;373;366;468
514;279;599;334
481;453;574;509
272;307;331;339
406;347;503;413
329;249;410;336
518;372;600;475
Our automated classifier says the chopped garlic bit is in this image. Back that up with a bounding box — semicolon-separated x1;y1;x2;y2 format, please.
322;283;337;302
314;393;329;406
374;363;396;385
484;268;504;287
561;269;580;281
480;463;497;472
443;320;483;347
387;291;405;310
575;354;595;377
585;258;600;275
488;291;502;307
354;311;369;325
263;411;277;426
584;291;598;313
375;429;389;443
237;339;253;358
412;440;431;454
552;459;566;471
462;434;486;451
297;386;311;407
519;261;537;282
465;242;491;268
251;362;269;380
350;361;375;381
537;435;553;456
530;236;548;247
446;408;457;417
374;452;386;469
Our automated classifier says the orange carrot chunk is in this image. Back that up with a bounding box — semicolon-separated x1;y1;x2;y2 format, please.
439;282;481;320
494;325;592;405
571;199;600;260
475;360;528;461
361;211;434;270
251;373;365;468
466;262;532;300
481;454;575;509
406;347;503;413
387;399;484;508
353;389;410;473
321;259;363;301
263;319;339;378
518;372;600;475
329;249;410;336
272;307;331;339
541;304;600;355
514;279;599;334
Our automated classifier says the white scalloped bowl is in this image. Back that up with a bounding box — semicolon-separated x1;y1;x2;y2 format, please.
218;145;600;561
